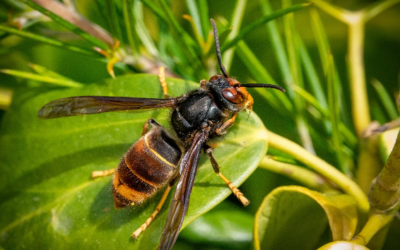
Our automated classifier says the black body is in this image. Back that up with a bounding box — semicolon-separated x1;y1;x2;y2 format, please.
172;90;226;144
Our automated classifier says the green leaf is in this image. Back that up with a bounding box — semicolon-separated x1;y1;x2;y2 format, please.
29;63;84;86
0;88;12;110
380;128;400;161
158;0;200;57
180;201;253;249
0;74;268;250
185;0;204;40
197;0;210;40
221;0;247;72
261;1;293;88
254;186;358;250
221;3;309;52
0;24;98;56
0;69;83;88
104;0;123;42
317;241;369;250
21;0;111;49
371;78;399;121
141;0;167;21
122;0;138;56
133;0;159;58
234;41;293;115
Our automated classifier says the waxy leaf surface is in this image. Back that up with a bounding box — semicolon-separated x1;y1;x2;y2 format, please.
254;186;358;250
0;74;268;250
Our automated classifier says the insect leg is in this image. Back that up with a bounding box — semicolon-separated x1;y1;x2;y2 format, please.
91;168;116;178
158;67;170;98
215;113;238;135
205;146;250;206
132;178;176;239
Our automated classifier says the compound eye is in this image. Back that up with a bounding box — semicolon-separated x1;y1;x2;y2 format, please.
222;88;244;104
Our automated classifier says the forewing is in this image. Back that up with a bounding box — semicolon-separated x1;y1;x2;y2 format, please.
158;130;208;250
38;96;177;119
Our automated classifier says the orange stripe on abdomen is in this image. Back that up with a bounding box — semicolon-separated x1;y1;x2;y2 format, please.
119;157;157;194
125;138;176;185
112;171;149;208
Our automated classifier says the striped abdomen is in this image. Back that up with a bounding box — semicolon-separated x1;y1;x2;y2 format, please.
112;126;182;208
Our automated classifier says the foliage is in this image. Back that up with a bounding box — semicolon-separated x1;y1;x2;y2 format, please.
0;75;268;249
1;0;400;249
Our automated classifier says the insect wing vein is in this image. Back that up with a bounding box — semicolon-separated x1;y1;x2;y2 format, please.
38;96;177;118
158;130;208;250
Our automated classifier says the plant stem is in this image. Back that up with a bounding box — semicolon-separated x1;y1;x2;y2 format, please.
369;130;400;210
312;0;400;137
259;157;337;193
356;128;382;194
267;130;369;215
350;202;400;246
347;13;370;137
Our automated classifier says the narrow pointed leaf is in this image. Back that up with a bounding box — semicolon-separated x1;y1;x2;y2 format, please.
29;63;84;86
0;69;83;88
371;78;398;121
221;3;309;52
21;0;111;49
0;24;97;56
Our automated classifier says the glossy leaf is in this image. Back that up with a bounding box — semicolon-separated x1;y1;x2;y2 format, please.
379;128;400;161
318;241;369;250
180;201;253;249
254;186;358;250
0;74;268;250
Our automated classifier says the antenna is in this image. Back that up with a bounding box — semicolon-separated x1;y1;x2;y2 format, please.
234;83;286;92
210;19;229;78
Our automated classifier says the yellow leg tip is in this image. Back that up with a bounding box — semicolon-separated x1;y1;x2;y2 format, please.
241;197;250;207
132;229;141;240
91;168;115;179
91;171;102;179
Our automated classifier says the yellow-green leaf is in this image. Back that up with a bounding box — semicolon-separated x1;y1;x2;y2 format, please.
318;241;369;250
254;186;358;250
379;128;400;161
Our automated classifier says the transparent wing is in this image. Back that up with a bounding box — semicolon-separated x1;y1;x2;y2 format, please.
38;96;177;119
158;130;208;250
